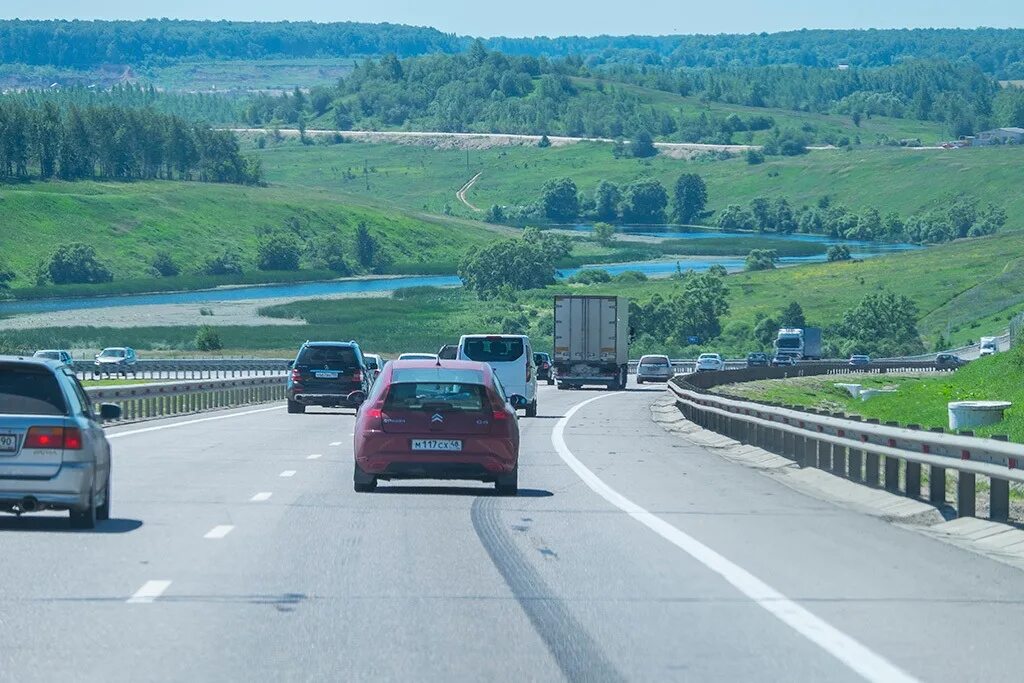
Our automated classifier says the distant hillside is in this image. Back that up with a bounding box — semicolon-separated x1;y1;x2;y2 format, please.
2;21;1024;77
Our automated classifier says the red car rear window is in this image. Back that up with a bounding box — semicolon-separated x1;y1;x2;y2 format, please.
384;382;486;412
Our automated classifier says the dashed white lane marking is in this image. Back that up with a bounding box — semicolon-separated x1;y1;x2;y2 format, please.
127;580;172;604
329;441;343;446
307;453;323;459
279;470;296;477
552;393;919;683
250;492;273;502
204;525;235;539
109;405;285;439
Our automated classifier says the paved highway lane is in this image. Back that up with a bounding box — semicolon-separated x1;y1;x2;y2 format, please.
1;383;1023;681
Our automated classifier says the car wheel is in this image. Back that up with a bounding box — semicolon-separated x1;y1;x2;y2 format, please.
287;400;305;414
96;474;111;521
525;400;538;418
637;378;644;385
495;466;518;496
70;489;97;530
353;463;377;492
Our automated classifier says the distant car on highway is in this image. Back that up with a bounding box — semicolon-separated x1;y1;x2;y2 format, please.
695;353;724;371
745;352;769;368
771;354;797;367
33;349;73;367
0;355;121;528
935;353;966;369
398;353;439;361
352;359;520;495
534;352;554;385
849;354;872;367
636;354;673;383
93;347;137;377
363;354;384;381
437;344;458;360
287;341;370;414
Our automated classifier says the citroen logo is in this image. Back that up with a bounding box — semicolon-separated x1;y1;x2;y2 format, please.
431;413;444;423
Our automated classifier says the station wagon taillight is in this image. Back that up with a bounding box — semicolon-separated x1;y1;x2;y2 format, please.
290;369;302;383
25;426;82;450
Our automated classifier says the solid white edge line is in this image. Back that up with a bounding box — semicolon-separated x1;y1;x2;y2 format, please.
108;405;285;439
203;525;235;539
250;492;273;502
126;580;172;604
279;470;296;477
552;392;919;683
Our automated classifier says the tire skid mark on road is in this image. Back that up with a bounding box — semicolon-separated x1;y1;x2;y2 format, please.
553;392;919;683
470;497;626;683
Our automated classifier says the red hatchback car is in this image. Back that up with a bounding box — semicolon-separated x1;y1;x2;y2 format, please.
353;360;520;494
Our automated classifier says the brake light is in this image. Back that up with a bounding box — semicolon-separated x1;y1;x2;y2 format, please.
492;410;509;421
25;426;82;450
290;369;302;383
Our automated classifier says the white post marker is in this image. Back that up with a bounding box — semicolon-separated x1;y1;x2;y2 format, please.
204;525;235;539
250;492;273;502
552;393;920;683
279;470;296;478
127;580;172;604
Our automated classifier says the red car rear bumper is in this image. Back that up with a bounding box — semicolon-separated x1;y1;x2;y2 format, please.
355;432;518;477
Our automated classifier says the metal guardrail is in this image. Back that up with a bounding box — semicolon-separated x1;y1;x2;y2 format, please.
86;376;287;424
668;363;1022;522
74;359;289;380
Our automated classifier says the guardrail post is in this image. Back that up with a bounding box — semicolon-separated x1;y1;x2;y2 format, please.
884;421;900;492
990;434;1011;522
865;418;880;486
957;430;976;518
905;425;922;498
817;432;831;470
847;416;863;482
928;427;946;504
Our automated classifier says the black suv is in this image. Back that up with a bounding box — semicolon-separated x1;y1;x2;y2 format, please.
534;352;554;385
746;352;769;368
935;353;966;369
287;341;371;414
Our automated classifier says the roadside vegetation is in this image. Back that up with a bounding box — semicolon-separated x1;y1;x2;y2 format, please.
712;347;1024;442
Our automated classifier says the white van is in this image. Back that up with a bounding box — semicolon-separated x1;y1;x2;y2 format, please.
457;334;538;416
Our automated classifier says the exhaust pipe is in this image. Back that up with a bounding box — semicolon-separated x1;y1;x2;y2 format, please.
20;496;39;513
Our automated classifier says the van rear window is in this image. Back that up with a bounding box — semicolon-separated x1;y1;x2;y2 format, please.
0;365;67;416
462;338;525;363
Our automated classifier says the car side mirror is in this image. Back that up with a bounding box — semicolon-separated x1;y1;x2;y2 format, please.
98;403;122;422
509;394;528;409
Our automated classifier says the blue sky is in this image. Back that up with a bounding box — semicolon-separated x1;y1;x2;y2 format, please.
2;0;1022;37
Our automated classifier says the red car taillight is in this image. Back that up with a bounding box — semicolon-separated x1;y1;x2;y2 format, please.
290;369;302;383
25;426;82;450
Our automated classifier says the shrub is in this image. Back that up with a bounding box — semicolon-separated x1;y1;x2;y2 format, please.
151;251;180;277
256;231;301;271
200;249;244;276
194;326;223;351
567;268;612;284
41;243;113;285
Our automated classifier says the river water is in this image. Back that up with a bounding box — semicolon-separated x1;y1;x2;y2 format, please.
0;229;917;316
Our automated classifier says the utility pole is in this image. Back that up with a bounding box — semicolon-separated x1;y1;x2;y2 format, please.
466;149;470;172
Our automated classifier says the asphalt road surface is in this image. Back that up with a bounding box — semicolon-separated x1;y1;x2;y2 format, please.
2;381;1022;682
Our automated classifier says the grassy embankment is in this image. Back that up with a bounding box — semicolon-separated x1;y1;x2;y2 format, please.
711;347;1024;442
253;140;1024;229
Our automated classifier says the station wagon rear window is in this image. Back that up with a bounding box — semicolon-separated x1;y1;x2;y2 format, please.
0;364;67;416
384;382;486;412
462;338;525;362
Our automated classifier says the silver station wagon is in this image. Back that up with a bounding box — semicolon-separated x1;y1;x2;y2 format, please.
0;356;122;528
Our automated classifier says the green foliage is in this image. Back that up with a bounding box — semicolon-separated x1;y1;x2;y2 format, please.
194;325;223;351
307;235;352;275
744;249;778;271
593;180;621;222
151;251;180;277
41;243;113;285
0;258;16;290
567;268;612;284
780;301;807;328
537;134;551;148
718;204;754;231
540;177;580;222
754;316;779;347
201;249;244;276
592;222;616;246
835;291;924;357
746;149;765;165
631;270;730;344
256;230;301;271
630;130;657;158
355;222;380;270
827;244;853;261
672;173;708;224
620;178;668;223
614;270;648;283
457;230;558;299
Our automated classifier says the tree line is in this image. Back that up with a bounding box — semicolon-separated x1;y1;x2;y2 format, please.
6;84;245;124
0;100;262;183
3;22;1024;78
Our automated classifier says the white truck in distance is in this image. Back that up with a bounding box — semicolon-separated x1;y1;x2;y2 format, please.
552;295;629;390
979;336;999;356
774;327;823;361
